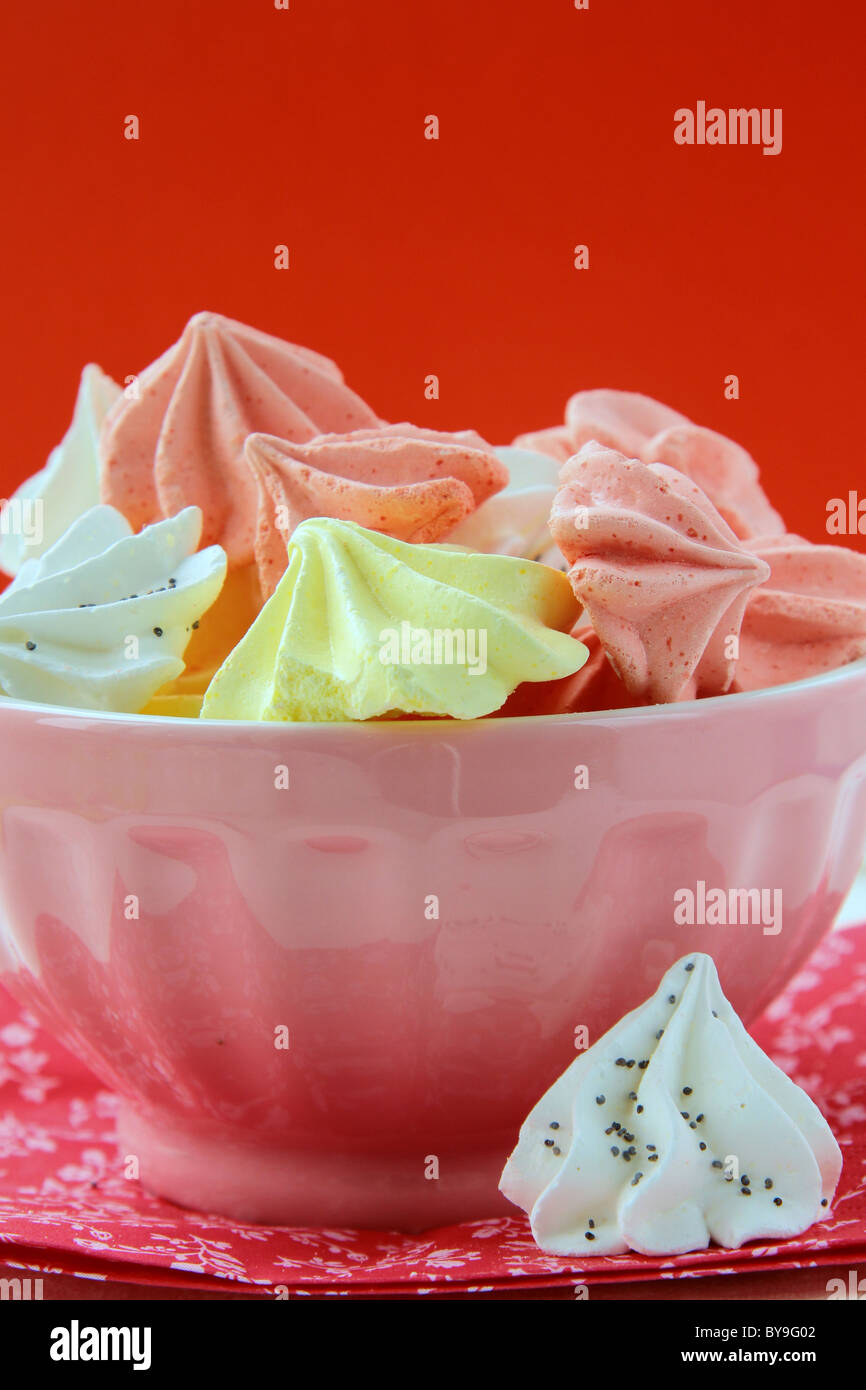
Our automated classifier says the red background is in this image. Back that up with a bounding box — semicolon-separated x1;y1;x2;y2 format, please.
1;0;863;547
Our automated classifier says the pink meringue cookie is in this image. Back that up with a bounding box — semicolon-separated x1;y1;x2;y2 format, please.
565;388;689;457
516;389;784;541
549;443;771;702
246;424;508;598
511;425;576;464
99;311;381;568
734;534;866;691
641;424;785;540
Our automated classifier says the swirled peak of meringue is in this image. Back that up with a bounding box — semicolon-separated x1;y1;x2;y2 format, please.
245;423;508;598
201;517;587;722
99;311;381;569
0;364;121;577
734;534;866;691
641;423;785;540
0;505;226;712
514;391;686;463
565;388;689;457
500;952;841;1257
516;389;785;540
549;443;770;702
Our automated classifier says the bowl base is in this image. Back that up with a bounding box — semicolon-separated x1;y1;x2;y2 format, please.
118;1103;513;1231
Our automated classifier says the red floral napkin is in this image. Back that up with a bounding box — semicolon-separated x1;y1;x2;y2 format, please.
1;928;864;1297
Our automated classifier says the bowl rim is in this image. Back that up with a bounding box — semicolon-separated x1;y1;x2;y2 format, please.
0;654;865;733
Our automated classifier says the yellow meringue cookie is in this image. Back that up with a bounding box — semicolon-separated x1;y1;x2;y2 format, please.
200;518;588;722
140;691;205;718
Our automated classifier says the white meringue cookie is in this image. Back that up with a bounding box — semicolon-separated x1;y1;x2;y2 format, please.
0;364;122;576
0;505;226;712
446;447;564;567
500;953;841;1257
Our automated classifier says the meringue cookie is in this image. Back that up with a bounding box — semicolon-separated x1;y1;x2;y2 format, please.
642;424;785;540
734;534;866;691
153;563;264;697
514;393;685;462
0;364;121;576
550;444;770;702
201;517;587;722
517;389;785;541
100;311;381;569
246;423;508;598
511;425;576;465
447;447;563;566
140;691;205;718
565;388;689;458
500;952;841;1257
0;505;226;712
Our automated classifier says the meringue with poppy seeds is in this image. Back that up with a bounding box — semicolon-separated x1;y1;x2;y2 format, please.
99;311;381;569
245;423;508;598
201;517;588;722
0;505;226;712
499;953;841;1257
549;443;771;702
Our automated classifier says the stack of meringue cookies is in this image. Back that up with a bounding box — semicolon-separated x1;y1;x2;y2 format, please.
1;308;865;722
0;312;854;1261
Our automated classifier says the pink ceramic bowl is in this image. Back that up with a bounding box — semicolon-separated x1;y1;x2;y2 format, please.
1;659;866;1231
